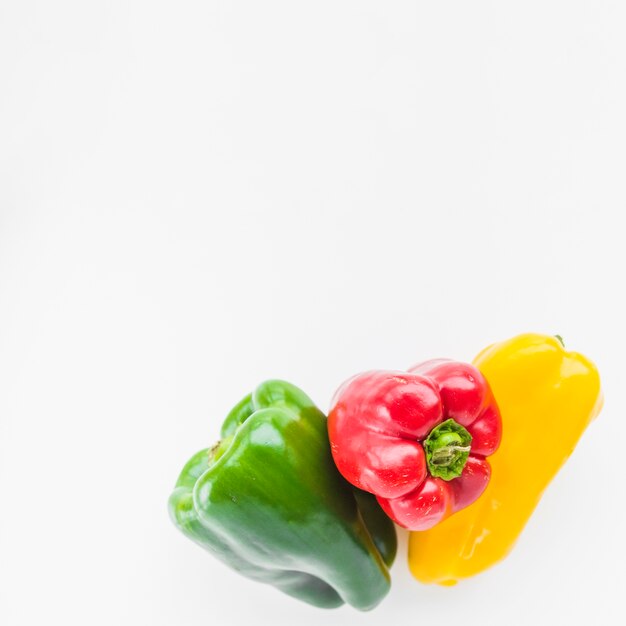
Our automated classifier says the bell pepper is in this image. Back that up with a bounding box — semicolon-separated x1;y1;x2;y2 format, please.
169;380;396;610
327;361;502;531
408;333;603;585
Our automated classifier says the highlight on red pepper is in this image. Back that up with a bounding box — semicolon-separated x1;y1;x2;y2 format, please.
328;360;502;530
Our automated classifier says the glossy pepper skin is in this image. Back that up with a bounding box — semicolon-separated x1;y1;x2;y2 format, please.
169;380;396;610
328;361;502;531
409;334;603;585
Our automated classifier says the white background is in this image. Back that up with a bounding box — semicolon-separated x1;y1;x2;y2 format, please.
1;1;625;624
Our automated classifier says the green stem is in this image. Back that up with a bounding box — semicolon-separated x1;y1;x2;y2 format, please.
207;435;234;467
423;419;472;481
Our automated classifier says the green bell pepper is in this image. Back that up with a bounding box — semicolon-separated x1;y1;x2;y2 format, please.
168;380;396;610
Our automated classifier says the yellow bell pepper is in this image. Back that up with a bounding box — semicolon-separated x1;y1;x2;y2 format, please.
408;333;603;585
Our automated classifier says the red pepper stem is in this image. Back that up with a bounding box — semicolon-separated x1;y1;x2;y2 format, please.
423;419;473;481
430;444;471;465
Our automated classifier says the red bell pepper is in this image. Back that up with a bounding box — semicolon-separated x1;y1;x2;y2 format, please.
328;360;502;531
